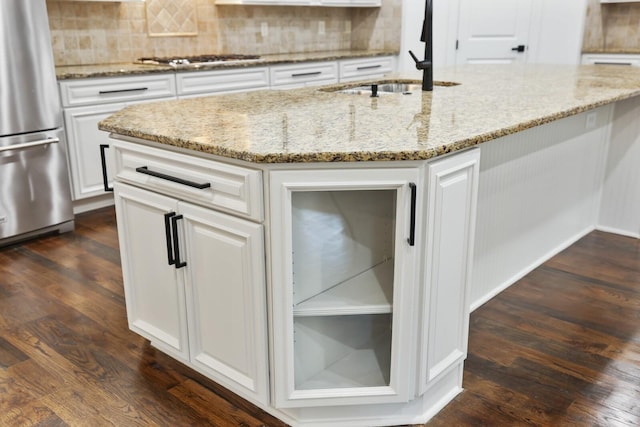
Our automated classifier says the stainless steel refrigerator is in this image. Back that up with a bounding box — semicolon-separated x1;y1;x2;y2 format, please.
0;0;74;245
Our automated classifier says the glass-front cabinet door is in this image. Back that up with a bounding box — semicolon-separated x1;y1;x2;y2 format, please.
269;167;421;408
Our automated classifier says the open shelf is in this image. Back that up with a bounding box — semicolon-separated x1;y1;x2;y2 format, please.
294;315;392;390
293;259;394;316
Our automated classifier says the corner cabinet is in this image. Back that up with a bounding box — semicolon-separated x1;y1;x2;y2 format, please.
108;133;480;426
111;139;269;405
269;167;421;408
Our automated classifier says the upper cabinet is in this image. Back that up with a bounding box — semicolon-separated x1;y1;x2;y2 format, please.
215;0;380;7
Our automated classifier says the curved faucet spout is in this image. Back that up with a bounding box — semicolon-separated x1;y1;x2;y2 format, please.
408;0;433;91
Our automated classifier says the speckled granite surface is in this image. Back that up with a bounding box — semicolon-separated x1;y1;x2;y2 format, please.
98;64;640;163
582;49;640;54
56;50;396;80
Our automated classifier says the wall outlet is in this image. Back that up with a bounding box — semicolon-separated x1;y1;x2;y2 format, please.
318;21;325;36
586;111;597;130
261;22;268;38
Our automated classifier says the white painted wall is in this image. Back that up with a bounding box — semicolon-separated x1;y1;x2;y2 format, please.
398;0;458;73
398;0;587;72
528;0;588;65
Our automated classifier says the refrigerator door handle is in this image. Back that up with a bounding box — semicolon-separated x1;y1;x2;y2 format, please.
0;137;59;153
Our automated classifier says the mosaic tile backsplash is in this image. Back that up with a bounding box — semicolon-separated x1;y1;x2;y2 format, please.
46;0;401;66
582;0;640;53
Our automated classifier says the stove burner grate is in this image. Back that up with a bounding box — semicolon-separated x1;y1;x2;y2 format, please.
137;54;261;67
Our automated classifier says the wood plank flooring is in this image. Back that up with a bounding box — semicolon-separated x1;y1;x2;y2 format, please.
1;207;639;426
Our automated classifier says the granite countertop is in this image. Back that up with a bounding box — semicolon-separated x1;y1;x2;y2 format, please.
98;64;640;163
582;49;640;55
55;49;397;80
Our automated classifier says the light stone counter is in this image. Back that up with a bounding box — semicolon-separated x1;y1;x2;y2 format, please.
55;50;396;80
98;64;640;163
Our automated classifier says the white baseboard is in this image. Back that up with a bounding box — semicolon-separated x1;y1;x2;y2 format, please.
470;226;594;312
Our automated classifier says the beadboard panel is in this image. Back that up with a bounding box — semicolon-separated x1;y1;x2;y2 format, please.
471;106;613;310
598;97;640;238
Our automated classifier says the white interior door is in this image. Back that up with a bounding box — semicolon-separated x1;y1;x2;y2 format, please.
456;0;535;64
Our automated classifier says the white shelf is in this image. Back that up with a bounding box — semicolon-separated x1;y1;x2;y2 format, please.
295;333;391;390
293;259;394;316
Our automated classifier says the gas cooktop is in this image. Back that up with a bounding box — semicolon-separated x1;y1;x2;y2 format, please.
136;54;262;68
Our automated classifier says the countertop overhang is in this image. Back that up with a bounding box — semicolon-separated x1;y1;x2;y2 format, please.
98;64;640;163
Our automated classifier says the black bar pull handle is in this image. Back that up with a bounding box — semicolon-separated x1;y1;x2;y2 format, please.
356;64;382;71
171;214;187;269
164;212;176;266
99;144;113;192
136;166;211;189
99;87;148;95
407;183;417;246
291;71;322;78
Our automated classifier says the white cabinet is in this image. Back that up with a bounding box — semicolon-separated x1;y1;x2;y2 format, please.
113;182;189;362
338;56;395;82
269;167;422;408
60;74;176;202
176;67;270;99
270;61;339;89
107;134;481;425
418;148;479;394
581;53;640;66
112;140;269;405
215;0;379;6
319;0;381;7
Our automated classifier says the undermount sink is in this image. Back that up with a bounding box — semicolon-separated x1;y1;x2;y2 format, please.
323;81;459;96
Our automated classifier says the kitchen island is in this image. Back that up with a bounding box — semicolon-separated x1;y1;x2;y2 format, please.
99;64;640;426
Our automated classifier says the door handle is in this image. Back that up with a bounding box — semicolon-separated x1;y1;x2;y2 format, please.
171;214;187;269
0;137;59;153
99;144;113;192
407;183;417;246
511;45;526;53
135;166;211;190
164;212;176;266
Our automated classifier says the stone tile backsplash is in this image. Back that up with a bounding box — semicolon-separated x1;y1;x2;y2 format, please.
46;0;401;66
583;0;640;53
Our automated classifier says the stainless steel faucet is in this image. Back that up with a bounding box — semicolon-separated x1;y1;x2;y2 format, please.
409;0;433;91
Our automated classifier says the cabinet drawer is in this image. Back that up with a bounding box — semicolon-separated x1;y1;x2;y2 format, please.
112;140;263;221
581;53;640;66
59;74;177;107
177;67;270;98
270;61;338;88
339;56;395;82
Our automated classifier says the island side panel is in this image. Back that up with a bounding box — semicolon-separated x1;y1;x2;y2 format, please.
470;106;613;310
598;96;640;238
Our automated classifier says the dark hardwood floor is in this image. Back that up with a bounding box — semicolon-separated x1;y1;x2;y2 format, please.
1;207;638;426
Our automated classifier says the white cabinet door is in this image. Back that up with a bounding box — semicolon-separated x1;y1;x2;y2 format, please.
270;167;421;408
64;103;123;200
113;177;268;404
418;148;480;394
180;201;269;404
113;182;189;363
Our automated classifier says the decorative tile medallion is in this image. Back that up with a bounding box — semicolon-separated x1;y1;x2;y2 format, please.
146;0;197;37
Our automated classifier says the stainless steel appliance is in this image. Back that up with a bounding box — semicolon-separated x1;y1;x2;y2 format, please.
0;0;74;245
